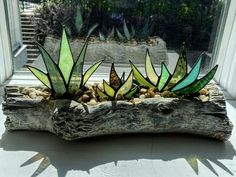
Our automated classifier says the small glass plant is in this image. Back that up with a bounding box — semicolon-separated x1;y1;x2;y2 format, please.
27;28;218;102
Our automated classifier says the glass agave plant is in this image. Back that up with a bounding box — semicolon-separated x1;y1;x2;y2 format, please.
130;45;218;95
96;63;138;101
26;28;103;99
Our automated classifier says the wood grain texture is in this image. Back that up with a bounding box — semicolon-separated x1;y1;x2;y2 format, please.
2;83;233;141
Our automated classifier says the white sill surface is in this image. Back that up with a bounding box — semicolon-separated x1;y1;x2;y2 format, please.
0;79;236;177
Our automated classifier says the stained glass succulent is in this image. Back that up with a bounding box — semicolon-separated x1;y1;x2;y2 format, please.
26;28;103;98
130;46;218;95
97;63;138;100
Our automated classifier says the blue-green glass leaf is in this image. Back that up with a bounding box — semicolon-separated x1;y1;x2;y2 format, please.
123;19;131;40
26;65;51;89
125;86;138;99
68;40;88;94
157;63;171;91
116;71;133;98
116;28;125;40
38;44;66;95
107;27;115;39
174;65;218;95
164;45;187;90
59;28;74;84
82;60;103;86
145;50;159;85
103;80;115;97
75;6;83;33
171;54;203;92
99;32;106;41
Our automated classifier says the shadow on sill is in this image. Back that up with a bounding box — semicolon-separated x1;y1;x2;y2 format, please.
0;130;235;177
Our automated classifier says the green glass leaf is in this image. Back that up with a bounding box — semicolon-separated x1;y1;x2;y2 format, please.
82;60;103;86
68;40;88;94
116;72;133;98
164;45;187;90
99;32;106;41
171;54;203;92
103;80;115;98
175;65;218;95
157;63;171;91
38;44;66;95
116;28;125;40
123;19;131;40
87;23;98;38
107;27;115;39
125;86;138;99
26;65;51;89
110;63;122;89
185;156;199;174
145;50;159;85
59;29;74;84
97;87;108;99
130;61;155;88
75;6;83;33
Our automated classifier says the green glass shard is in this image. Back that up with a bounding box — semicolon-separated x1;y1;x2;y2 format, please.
123;19;131;40
103;80;115;98
75;6;83;33
87;23;98;38
175;65;218;95
130;61;155;88
59;29;74;84
38;44;66;95
82;60;103;86
99;32;106;41
26;66;51;89
125;86;138;99
145;50;159;85
171;54;203;92
185;156;199;174
157;63;171;91
68;40;88;94
110;63;122;89
164;45;187;90
107;27;115;39
116;28;125;40
116;72;133;98
97;87;108;99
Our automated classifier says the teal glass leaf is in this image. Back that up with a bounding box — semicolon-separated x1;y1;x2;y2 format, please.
145;49;159;85
110;63;122;89
116;71;133;98
164;45;187;90
59;29;74;84
130;61;155;88
26;65;51;89
174;65;218;95
82;60;103;86
38;44;66;95
107;27;115;39
157;63;171;91
116;28;125;40
68;40;88;94
123;19;131;40
103;80;115;97
171;54;203;92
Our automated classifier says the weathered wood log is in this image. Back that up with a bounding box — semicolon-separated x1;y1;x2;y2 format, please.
2;83;233;141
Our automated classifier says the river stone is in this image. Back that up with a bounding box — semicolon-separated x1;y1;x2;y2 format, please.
2;83;233;141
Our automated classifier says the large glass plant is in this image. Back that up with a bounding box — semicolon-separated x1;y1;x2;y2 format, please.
26;29;103;98
130;45;218;95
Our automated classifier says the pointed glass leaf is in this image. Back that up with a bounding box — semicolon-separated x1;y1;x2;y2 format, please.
116;72;133;98
175;65;218;95
68;40;88;94
185;156;199;174
31;157;50;177
75;6;83;33
123;19;131;40
164;45;187;90
97;87;108;99
116;28;125;40
125;86;138;99
87;23;98;38
82;60;103;86
130;61;155;88
38;45;66;95
107;27;115;39
157;63;171;91
103;80;115;97
171;54;203;91
110;63;122;89
59;28;74;84
99;32;106;41
26;66;51;89
145;50;158;85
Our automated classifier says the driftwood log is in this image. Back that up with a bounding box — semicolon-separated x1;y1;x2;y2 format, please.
2;83;233;141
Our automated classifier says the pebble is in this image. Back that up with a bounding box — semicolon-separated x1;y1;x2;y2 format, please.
140;88;147;94
29;92;37;99
133;98;142;104
88;98;97;105
154;94;161;99
139;94;146;100
199;95;209;102
199;88;209;96
81;94;90;102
